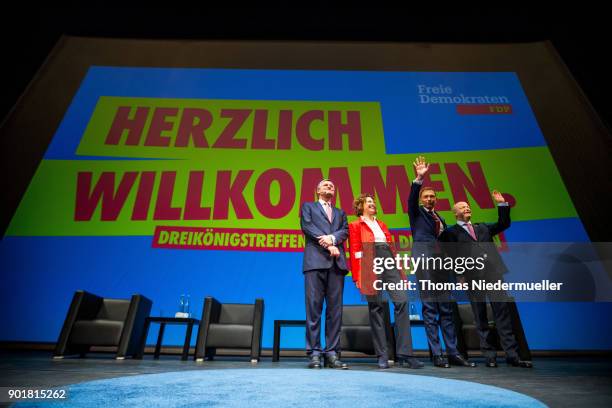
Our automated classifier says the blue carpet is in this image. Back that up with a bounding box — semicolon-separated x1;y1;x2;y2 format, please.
15;368;546;407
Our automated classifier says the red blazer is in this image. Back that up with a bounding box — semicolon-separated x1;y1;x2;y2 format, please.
348;217;398;295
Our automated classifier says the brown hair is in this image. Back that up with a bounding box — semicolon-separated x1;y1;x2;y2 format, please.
353;193;375;217
419;186;436;198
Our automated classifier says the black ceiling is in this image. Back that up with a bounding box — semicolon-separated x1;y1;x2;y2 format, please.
2;9;611;134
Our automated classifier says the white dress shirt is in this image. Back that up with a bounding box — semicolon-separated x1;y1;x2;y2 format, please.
361;216;387;243
318;199;336;245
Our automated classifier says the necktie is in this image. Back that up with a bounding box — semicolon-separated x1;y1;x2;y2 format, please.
324;202;333;223
430;210;442;236
466;222;477;240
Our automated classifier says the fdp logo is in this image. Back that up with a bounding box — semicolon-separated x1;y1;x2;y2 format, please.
456;104;513;115
417;84;513;115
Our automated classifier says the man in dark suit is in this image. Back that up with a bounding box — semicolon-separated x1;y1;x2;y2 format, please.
440;191;533;368
300;179;349;369
408;156;475;368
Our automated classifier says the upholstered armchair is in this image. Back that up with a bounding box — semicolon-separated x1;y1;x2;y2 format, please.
53;290;152;359
194;297;264;362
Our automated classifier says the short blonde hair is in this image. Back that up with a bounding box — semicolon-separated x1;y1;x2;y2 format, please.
419;186;436;198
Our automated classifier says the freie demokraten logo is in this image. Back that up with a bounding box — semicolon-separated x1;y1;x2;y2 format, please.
417;84;513;115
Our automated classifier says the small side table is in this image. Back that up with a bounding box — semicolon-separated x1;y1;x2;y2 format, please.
272;319;306;362
409;319;424;326
136;317;199;361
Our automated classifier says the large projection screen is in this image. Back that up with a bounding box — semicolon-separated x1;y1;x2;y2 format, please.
1;37;611;350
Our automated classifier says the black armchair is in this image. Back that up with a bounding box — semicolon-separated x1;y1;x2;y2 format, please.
340;301;395;361
453;301;531;361
53;290;152;359
194;297;264;363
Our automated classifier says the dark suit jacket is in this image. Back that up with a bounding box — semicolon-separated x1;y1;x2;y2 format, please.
439;205;511;280
408;182;447;242
300;201;349;273
408;182;447;256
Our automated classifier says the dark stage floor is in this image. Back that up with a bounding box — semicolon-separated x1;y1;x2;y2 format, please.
1;351;611;407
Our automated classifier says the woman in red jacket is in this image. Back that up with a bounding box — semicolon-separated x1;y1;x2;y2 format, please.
349;193;423;369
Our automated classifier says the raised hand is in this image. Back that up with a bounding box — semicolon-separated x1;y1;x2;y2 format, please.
492;190;506;203
413;155;429;180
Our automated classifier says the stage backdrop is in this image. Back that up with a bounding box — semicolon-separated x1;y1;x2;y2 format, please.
1;64;610;350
